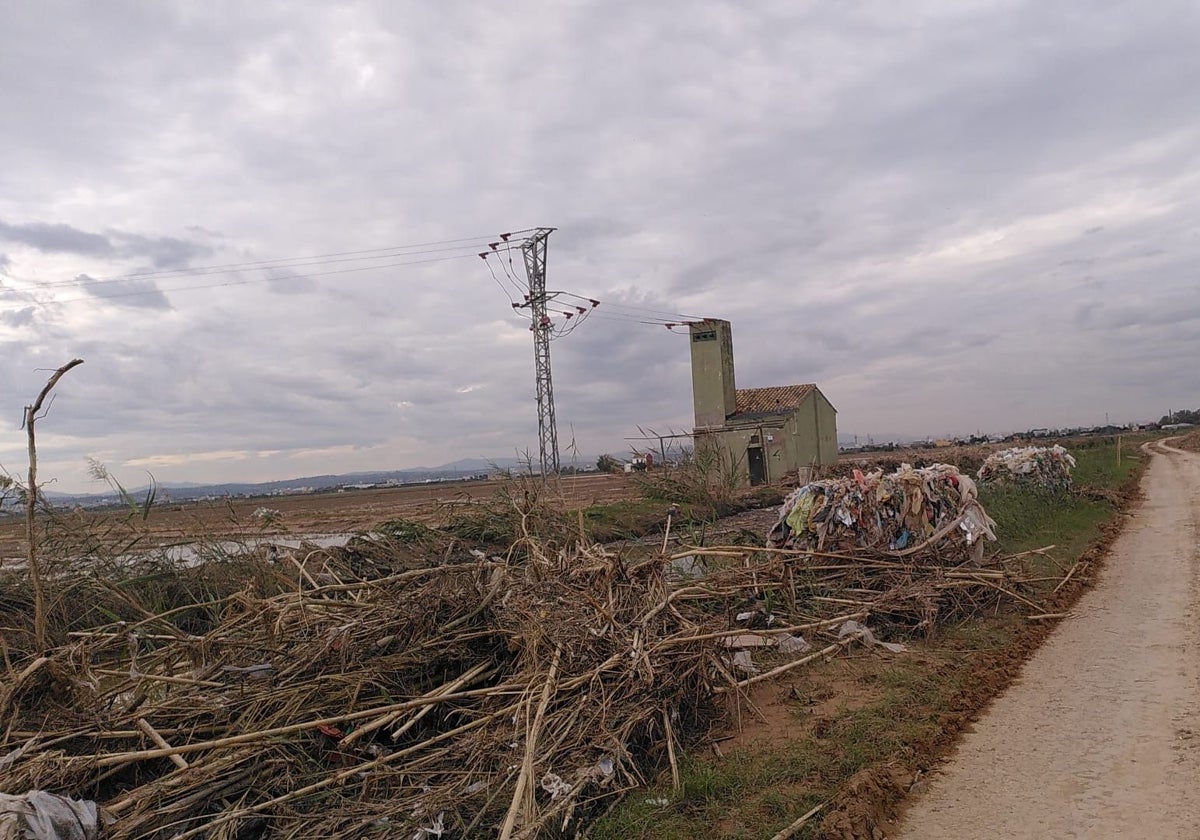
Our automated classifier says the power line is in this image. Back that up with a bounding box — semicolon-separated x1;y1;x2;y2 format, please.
25;239;522;293
23;252;482;305
50;230;541;286
555;291;701;322
482;253;519;306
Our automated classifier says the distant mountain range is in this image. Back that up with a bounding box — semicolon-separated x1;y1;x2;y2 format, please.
39;456;584;507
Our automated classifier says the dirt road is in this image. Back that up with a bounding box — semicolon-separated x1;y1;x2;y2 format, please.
896;441;1200;838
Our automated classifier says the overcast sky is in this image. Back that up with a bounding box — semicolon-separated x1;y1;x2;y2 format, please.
2;1;1198;493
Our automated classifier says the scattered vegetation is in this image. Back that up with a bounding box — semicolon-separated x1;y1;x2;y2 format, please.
0;433;1156;839
1173;427;1200;453
590;436;1149;839
444;457;783;549
597;454;622;473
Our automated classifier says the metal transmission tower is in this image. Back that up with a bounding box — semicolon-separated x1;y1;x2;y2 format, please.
520;227;559;475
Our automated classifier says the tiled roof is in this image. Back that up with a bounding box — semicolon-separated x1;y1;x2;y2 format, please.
730;384;816;418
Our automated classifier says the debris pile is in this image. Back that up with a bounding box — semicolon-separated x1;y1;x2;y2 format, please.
1;508;1049;838
0;546;721;839
766;463;997;559
977;445;1076;489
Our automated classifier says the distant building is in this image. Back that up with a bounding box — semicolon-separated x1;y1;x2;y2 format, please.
689;318;837;486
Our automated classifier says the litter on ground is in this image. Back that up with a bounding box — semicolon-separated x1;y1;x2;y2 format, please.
767;463;997;560
977;445;1077;489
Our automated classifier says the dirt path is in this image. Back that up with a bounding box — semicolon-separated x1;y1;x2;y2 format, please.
895;442;1200;839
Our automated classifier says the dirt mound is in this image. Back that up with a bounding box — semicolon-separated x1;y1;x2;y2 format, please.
820;765;912;839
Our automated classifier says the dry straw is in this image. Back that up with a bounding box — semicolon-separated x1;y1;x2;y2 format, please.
0;481;1050;838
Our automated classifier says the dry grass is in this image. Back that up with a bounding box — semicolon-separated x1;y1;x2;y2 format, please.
1172;428;1200;452
0;468;1057;839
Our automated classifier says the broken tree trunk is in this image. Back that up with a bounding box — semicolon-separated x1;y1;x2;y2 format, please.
24;358;84;651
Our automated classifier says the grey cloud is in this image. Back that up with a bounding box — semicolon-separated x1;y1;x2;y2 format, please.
0;220;113;256
79;275;172;310
263;267;319;295
0;219;211;268
3;0;1200;489
185;225;226;238
0;306;36;328
108;232;213;268
1077;297;1200;331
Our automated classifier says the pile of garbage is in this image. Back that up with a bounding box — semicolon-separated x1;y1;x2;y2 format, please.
977;445;1076;489
767;463;997;559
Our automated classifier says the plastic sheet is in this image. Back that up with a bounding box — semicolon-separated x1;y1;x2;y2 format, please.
0;791;99;840
837;620;907;653
775;633;813;654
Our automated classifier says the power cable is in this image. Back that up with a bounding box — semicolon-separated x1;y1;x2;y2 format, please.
34;252;481;305
28;240;514;293
481;254;518;306
555;291;701;322
38;229;541;288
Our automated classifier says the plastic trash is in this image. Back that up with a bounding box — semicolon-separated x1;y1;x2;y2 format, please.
410;811;444;839
729;650;759;674
220;663;274;679
540;772;572;801
0;791;100;840
978;445;1076;489
959;506;997;545
722;634;774;649
0;740;34;772
668;555;706;578
768;463;999;554
775;633;812;654
837;620;907;653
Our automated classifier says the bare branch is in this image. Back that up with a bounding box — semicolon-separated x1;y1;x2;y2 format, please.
25;358;84;651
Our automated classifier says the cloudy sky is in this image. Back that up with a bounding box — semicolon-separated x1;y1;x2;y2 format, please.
2;1;1198;493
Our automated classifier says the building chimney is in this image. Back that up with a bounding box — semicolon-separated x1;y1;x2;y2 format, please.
689;318;736;429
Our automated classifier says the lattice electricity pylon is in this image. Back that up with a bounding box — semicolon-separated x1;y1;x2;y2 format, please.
520;227;559;475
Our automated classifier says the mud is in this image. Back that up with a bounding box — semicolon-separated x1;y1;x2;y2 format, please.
893;442;1200;838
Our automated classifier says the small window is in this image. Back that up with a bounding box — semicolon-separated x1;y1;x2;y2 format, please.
692;330;717;342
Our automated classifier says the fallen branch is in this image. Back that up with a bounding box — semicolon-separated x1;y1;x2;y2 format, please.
768;802;826;840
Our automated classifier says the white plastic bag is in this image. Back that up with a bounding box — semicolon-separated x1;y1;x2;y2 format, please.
775;633;812;654
0;791;99;840
837;620;907;653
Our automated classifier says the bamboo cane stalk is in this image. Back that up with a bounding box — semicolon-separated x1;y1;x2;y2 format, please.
499;645;562;840
768;802;825;840
93;681;523;767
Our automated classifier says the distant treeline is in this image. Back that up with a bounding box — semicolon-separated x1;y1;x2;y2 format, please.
1159;409;1200;425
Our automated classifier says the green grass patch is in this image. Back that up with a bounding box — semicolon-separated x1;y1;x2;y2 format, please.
446;485;783;547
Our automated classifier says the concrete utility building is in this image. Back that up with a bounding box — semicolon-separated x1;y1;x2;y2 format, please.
689;318;837;486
